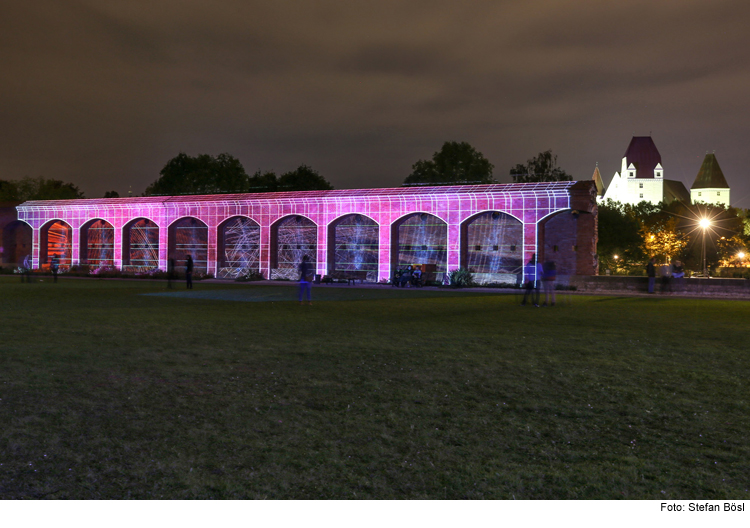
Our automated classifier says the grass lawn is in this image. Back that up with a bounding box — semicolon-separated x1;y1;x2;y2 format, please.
0;276;748;499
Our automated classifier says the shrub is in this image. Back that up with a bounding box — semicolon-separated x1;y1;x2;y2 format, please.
448;268;475;288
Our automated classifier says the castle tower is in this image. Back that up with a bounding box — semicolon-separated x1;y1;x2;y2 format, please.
690;153;730;207
592;164;605;201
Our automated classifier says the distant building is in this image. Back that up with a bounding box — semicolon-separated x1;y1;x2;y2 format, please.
599;136;690;205
690;153;730;207
592;165;605;200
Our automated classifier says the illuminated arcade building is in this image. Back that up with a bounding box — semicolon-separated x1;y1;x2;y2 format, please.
9;182;598;283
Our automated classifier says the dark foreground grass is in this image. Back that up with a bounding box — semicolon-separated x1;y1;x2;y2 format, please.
0;277;748;499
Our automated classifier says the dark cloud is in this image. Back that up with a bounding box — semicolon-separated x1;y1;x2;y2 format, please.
1;0;749;205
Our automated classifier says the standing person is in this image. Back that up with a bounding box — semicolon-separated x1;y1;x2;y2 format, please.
298;254;312;305
21;254;31;283
51;254;59;283
521;254;542;307
185;254;193;289
660;262;672;293
647;257;656;294
542;259;556;307
672;260;685;290
167;257;175;289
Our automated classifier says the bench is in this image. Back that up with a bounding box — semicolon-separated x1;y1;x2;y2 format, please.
322;270;368;285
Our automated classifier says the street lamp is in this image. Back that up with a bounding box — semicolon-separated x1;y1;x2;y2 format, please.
699;218;711;277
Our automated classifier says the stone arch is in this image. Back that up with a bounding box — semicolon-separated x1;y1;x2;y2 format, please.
40;219;72;268
1;220;32;267
270;215;317;280
80;219;114;268
327;213;379;282
391;212;447;280
168;217;208;274
217;216;261;279
122;218;159;271
460;211;523;283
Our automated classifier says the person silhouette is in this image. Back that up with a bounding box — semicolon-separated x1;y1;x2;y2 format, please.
168;256;176;289
51;254;60;283
298;255;312;304
542;259;556;306
185;254;193;289
521;254;543;307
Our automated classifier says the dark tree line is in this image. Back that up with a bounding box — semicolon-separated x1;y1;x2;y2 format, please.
144;153;333;196
2;145;572;201
0;177;84;201
403;142;571;186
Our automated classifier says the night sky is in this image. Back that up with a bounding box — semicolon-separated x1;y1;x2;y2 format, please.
3;1;749;206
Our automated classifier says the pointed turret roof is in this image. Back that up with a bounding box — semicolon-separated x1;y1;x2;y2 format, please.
592;165;604;196
624;136;662;178
691;153;729;189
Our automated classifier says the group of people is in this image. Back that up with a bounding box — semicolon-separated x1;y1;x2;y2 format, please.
393;265;423;287
19;254;60;283
646;257;685;294
521;255;557;307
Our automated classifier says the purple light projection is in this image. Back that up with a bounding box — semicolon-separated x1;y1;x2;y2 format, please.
464;211;523;282
16;182;585;282
81;219;114;268
332;214;379;282
395;213;447;274
218;217;260;279
124;218;159;272
171;217;208;274
272;215;317;280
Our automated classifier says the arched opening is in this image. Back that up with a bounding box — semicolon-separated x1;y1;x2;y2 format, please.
217;216;260;279
40;220;72;269
461;211;523;283
80;219;114;268
391;213;447;281
169;217;208;274
123;218;159;272
270;215;316;280
538;209;585;278
328;214;379;282
1;220;32;267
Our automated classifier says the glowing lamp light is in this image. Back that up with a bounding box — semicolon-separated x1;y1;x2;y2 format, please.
738;252;746;259
699;218;711;229
613;254;619;260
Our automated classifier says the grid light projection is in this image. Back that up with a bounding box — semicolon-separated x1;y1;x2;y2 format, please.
126;219;159;272
466;211;523;281
218;217;260;279
16;182;580;281
273;216;317;280
82;219;114;267
396;213;448;274
333;214;379;282
172;217;208;274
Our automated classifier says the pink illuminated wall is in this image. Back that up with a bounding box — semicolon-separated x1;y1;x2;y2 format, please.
15;182;588;282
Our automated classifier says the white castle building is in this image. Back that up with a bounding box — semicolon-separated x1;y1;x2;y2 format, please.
598;137;730;207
